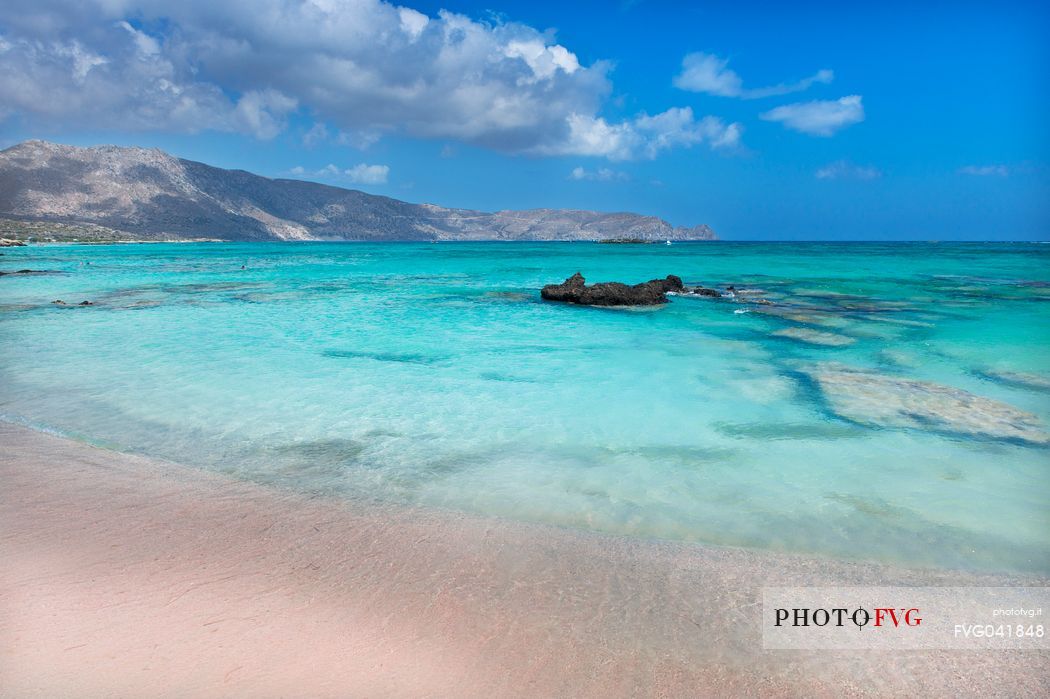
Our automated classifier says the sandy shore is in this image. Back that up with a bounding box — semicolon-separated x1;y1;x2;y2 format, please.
1;422;1047;697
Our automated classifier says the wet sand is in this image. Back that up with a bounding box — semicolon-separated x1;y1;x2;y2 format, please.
1;422;1047;697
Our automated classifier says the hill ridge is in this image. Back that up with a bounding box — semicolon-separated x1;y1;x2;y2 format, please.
0;141;716;242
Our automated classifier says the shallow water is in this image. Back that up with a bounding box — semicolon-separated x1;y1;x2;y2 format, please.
1;241;1048;572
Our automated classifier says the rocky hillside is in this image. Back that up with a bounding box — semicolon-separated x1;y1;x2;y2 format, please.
0;141;716;242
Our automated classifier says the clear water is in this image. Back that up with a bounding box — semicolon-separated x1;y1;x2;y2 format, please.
2;241;1048;572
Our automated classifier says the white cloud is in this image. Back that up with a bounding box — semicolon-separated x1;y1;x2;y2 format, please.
233;89;297;139
555;113;639;160
0;30;234;133
0;0;736;160
118;21;160;56
397;7;429;41
543;107;742;160
504;39;580;82
302;123;328;148
634;107;742;157
959;165;1010;176
673;52;833;99
56;41;108;84
303;122;381;150
288;162;389;185
761;95;864;136
815;160;881;180
673;53;741;96
335;129;382;150
344;163;389;184
569;166;628;181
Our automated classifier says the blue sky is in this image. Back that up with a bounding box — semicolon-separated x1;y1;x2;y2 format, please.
0;0;1047;239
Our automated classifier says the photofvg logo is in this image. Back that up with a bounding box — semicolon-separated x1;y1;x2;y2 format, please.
762;587;1049;650
774;606;923;629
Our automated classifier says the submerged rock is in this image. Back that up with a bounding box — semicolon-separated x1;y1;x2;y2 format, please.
804;363;1049;444
669;286;722;298
541;272;685;306
0;269;59;276
978;370;1050;393
483;291;531;302
773;327;856;346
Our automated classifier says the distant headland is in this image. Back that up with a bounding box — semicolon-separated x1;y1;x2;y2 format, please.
0;141;717;243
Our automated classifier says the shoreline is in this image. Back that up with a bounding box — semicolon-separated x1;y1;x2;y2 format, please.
1;421;1047;697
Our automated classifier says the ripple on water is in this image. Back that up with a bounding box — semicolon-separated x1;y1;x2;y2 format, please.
714;421;863;441
322;349;448;365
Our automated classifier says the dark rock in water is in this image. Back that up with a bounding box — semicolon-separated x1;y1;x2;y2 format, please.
79;301;94;306
663;274;684;290
52;300;66;305
0;269;58;276
667;285;722;298
541;272;684;306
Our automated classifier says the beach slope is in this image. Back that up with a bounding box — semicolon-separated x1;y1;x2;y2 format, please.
1;423;1045;697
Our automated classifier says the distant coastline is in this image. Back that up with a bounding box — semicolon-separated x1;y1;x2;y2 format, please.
0;218;721;245
0;141;717;243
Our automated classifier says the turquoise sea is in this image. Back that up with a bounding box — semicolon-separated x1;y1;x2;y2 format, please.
2;241;1048;573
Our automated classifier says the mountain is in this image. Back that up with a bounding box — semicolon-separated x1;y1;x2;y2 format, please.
0;141;715;242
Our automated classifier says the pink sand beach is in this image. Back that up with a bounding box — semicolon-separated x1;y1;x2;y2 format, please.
1;422;1047;697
